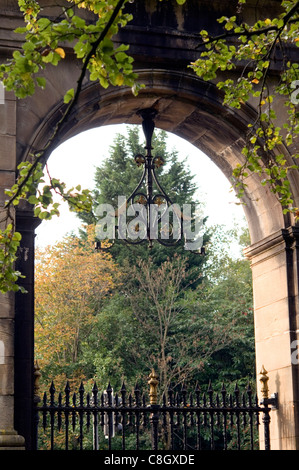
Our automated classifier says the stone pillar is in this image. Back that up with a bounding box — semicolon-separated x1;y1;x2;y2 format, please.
14;205;40;450
0;84;25;449
245;228;299;450
0;286;25;450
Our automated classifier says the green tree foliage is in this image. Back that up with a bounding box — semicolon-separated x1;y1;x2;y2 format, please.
123;224;254;393
80;292;147;389
186;224;255;388
35;219;255;392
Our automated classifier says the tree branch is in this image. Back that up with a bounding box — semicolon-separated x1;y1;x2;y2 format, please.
195;0;299;49
5;0;127;209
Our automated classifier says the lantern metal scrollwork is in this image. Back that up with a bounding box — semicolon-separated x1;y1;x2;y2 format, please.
118;108;184;249
96;107;204;253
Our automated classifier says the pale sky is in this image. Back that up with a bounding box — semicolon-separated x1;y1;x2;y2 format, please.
35;124;246;248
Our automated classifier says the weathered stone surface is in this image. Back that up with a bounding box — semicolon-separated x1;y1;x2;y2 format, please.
0;430;25;450
245;229;299;450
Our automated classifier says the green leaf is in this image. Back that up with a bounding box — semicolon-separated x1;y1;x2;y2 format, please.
12;232;22;242
28;195;39;204
71;15;86;29
36;77;46;89
64;88;74;104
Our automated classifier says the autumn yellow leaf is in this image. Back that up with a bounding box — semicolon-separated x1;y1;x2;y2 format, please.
252;78;259;84
55;47;66;59
115;73;124;86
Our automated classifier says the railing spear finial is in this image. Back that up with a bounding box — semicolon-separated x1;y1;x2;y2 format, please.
259;365;278;410
259;365;269;400
148;369;159;405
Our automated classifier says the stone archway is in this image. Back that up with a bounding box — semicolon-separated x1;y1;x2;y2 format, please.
20;68;288;241
13;69;299;451
0;0;298;450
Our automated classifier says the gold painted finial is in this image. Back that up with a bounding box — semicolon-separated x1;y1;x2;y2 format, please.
148;369;159;405
259;365;269;399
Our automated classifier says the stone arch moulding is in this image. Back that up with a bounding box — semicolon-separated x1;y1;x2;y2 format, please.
13;67;299;450
18;68;290;244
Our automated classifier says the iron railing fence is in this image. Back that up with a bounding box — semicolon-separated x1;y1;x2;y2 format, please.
33;368;278;451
